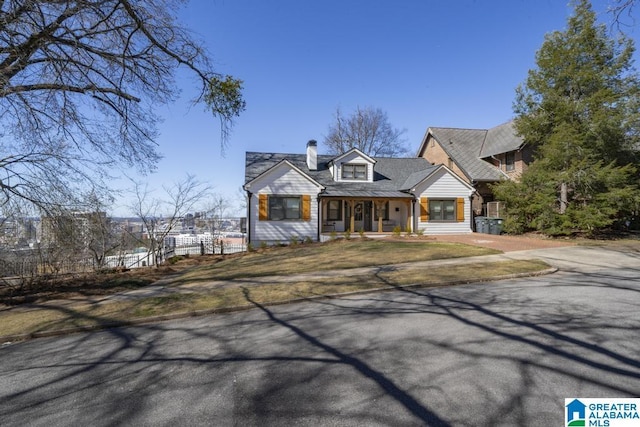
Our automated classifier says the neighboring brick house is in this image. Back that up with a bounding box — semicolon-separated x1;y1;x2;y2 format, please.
416;121;533;217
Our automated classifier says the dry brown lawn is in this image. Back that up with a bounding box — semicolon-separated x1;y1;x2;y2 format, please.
0;238;553;340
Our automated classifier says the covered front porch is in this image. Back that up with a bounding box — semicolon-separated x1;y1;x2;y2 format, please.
319;197;415;234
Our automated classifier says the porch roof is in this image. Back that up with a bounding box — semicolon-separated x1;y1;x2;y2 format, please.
321;189;413;199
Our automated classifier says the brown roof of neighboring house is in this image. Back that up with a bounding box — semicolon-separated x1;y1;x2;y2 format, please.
418;120;523;182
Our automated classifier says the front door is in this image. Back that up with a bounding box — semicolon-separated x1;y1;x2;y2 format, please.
363;201;372;231
351;201;372;232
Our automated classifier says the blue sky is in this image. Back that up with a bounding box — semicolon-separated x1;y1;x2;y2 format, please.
110;0;639;216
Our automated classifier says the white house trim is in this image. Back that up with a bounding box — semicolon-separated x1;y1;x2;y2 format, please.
244;159;325;192
410;164;476;194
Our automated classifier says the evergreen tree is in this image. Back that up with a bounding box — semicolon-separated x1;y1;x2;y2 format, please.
495;0;640;235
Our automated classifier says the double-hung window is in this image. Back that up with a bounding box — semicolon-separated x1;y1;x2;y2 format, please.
374;201;389;221
505;152;515;171
342;163;367;180
429;199;456;221
326;200;342;221
269;196;301;220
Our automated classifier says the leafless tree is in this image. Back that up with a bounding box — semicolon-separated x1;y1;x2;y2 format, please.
0;200;39;292
83;192;122;269
323;106;409;157
609;0;637;27
0;1;244;212
39;209;90;274
235;185;248;214
130;174;211;267
202;194;232;253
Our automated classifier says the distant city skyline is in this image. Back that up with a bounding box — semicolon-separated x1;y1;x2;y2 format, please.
109;0;640;216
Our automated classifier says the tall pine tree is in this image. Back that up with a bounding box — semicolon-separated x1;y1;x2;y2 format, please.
494;0;640;235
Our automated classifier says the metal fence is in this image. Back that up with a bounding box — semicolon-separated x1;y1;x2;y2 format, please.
0;241;247;282
102;252;154;269
0;257;95;283
167;242;246;257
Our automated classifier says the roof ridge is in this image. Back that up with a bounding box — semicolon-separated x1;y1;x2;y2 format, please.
430;126;488;132
478;130;490;156
487;119;516;131
246;151;421;162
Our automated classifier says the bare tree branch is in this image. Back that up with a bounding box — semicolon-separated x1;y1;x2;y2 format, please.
608;0;637;29
0;0;244;212
129;174;212;267
323;106;409;157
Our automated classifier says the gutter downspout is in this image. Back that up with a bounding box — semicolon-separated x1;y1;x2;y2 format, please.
245;190;252;245
317;196;321;242
411;197;417;234
316;190;326;242
469;192;475;232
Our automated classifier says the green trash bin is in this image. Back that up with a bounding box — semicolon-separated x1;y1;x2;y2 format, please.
474;216;489;233
487;218;504;235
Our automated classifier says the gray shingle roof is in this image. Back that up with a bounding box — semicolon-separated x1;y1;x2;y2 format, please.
480;121;524;158
427;120;523;182
428;127;505;182
245;152;438;198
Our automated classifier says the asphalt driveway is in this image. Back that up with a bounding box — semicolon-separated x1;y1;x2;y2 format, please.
0;245;639;426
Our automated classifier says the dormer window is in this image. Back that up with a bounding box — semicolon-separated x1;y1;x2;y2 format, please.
342;163;367;180
329;149;376;182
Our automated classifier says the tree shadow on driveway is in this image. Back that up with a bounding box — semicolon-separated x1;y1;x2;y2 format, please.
0;256;639;426
240;287;452;426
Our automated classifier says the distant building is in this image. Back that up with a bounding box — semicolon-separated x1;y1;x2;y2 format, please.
40;211;108;249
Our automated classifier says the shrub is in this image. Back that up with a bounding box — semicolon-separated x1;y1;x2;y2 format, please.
167;256;182;265
344;230;351;240
358;228;365;238
392;225;402;236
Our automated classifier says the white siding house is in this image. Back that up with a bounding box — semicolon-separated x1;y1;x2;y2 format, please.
244;159;324;245
244;142;476;245
411;166;475;234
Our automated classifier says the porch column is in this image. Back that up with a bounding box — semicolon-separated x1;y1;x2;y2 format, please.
375;200;385;233
350;199;356;232
405;200;412;232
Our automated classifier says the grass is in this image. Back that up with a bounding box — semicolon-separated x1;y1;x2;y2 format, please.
177;239;501;281
0;239;552;340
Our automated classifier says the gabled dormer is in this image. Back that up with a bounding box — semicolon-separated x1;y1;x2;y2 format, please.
328;148;376;183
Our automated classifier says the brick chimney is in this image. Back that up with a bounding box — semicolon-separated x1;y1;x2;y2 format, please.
306;140;317;170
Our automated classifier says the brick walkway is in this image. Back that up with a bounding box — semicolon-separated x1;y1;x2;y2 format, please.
430;233;577;252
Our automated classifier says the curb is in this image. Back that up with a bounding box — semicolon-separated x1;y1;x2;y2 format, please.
0;267;558;344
